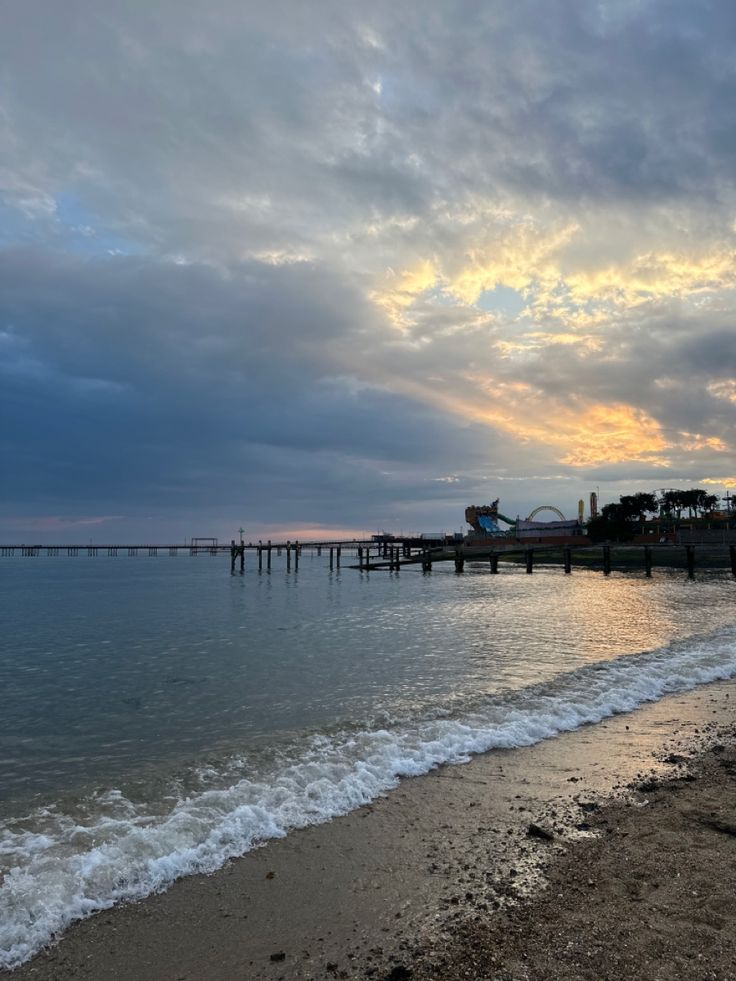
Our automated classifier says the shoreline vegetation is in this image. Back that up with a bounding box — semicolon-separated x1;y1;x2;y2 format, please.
5;682;735;981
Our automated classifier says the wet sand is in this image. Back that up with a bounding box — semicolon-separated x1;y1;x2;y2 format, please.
411;740;736;980
6;680;735;980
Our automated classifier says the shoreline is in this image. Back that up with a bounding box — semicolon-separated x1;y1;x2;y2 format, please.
5;679;735;980
410;734;736;980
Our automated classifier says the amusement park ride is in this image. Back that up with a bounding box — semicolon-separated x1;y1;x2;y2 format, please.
464;498;568;535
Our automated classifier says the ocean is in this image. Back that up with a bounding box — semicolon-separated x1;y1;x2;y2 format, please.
2;552;736;969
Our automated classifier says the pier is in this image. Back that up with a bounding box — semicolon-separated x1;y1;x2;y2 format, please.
2;539;735;579
0;539;368;558
352;541;736;579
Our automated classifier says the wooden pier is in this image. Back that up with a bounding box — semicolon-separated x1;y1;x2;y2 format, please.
2;539;735;579
354;541;736;579
0;539;368;559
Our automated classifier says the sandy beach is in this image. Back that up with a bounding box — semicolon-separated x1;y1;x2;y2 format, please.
6;680;735;981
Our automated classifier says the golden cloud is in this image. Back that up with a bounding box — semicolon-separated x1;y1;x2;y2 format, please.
372;260;439;326
701;477;736;488
371;214;736;341
707;379;736;403
679;432;728;452
397;372;671;468
445;221;578;305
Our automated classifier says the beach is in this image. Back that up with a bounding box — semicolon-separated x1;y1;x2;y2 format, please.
7;679;735;981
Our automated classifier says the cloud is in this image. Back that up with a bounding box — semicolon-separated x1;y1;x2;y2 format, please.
1;249;516;535
3;1;736;535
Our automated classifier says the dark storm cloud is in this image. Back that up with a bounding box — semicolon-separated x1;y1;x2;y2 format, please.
0;250;507;531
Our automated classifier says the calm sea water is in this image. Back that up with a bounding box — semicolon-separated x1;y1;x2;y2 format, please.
2;553;736;967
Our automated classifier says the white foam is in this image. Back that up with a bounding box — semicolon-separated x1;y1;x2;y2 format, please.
2;626;736;969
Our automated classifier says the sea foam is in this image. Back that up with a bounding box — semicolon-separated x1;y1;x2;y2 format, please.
1;625;735;969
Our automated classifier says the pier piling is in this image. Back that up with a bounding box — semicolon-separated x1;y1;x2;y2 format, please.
730;545;736;578
644;545;652;577
490;552;499;574
563;547;571;574
602;545;611;575
525;549;534;574
686;544;695;579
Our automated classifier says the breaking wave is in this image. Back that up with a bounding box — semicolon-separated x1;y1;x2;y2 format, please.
2;624;736;969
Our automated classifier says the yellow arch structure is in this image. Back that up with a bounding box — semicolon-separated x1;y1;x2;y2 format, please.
527;505;565;521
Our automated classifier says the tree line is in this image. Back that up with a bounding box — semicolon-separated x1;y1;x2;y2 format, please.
587;488;724;542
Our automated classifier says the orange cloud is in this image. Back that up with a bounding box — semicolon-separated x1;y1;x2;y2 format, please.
701;477;736;488
396;374;671;467
679;433;728;452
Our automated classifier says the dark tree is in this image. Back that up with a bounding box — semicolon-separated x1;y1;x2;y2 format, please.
702;493;720;513
587;502;637;542
658;489;684;519
619;493;658;522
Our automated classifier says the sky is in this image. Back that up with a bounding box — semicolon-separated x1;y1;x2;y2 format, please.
2;0;736;542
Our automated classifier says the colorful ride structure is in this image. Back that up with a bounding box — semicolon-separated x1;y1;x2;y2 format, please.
464;498;518;535
465;499;586;543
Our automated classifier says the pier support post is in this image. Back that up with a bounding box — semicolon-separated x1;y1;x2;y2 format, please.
286;545;291;570
644;545;652;577
258;546;263;571
686;544;695;579
563;547;571;574
358;546;363;570
602;545;611;576
490;552;499;574
422;548;432;572
337;546;341;568
294;543;299;571
230;540;236;574
730;545;736;579
454;547;464;573
239;543;245;574
525;548;534;574
329;547;334;570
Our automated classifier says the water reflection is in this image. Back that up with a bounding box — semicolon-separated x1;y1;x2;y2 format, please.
0;556;734;801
